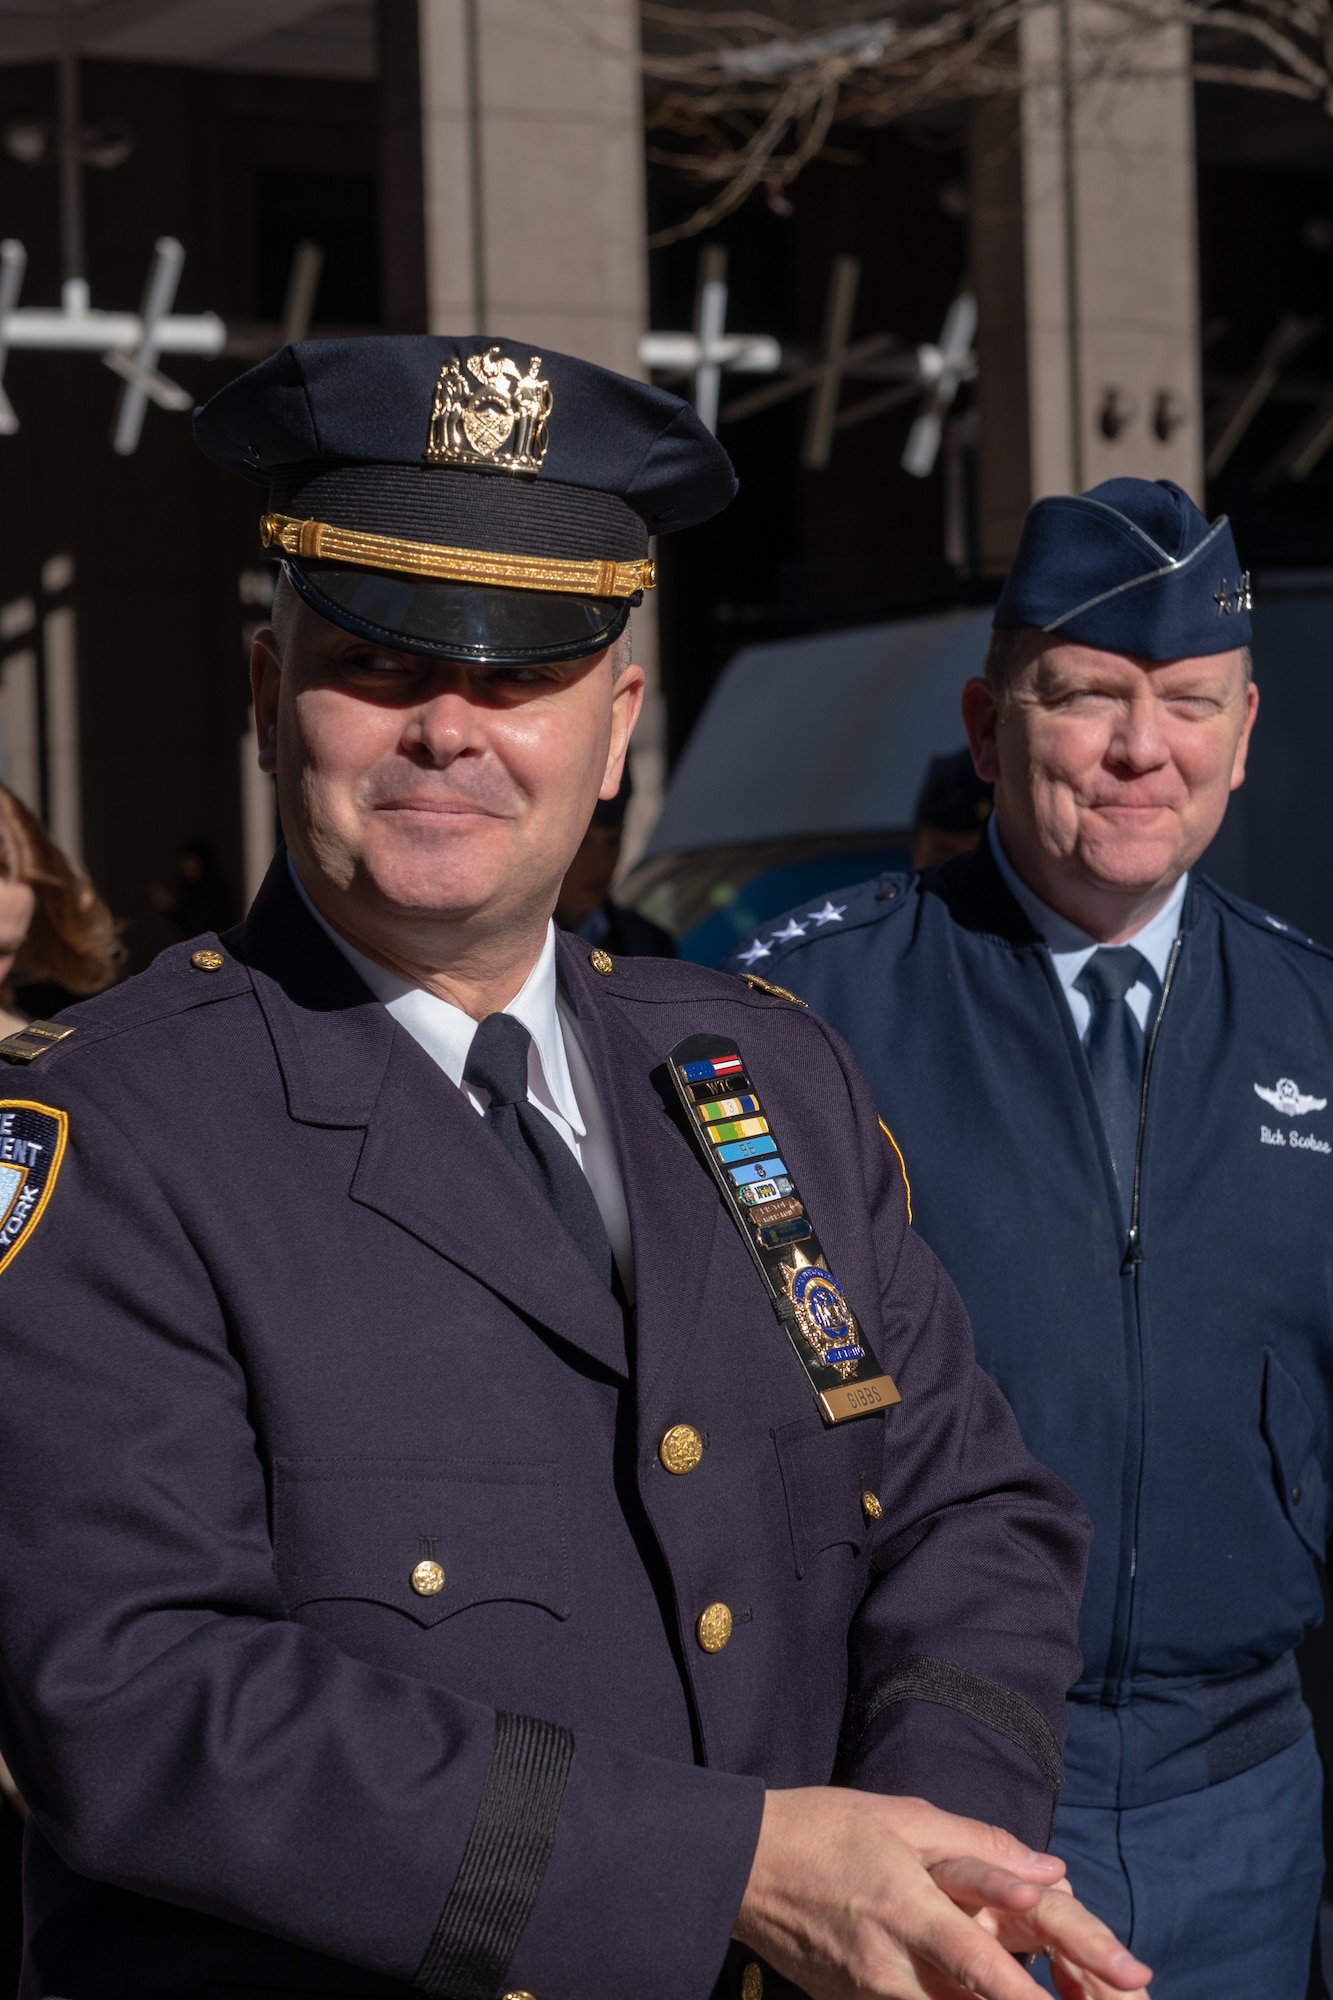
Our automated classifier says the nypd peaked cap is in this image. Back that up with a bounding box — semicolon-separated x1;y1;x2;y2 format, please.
194;335;737;665
993;477;1252;659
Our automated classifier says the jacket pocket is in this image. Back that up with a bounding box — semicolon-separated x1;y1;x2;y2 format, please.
772;1415;881;1578
271;1456;569;1629
1261;1349;1328;1559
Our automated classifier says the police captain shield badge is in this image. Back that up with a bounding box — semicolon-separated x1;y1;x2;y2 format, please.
783;1254;865;1378
426;349;552;473
0;1101;67;1275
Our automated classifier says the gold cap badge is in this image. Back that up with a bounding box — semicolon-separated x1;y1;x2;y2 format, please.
427;348;552;474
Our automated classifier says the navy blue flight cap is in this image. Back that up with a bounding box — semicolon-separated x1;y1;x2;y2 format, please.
993;478;1252;659
194;335;737;665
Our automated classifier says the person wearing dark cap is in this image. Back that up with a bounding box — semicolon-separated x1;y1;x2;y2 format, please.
910;747;995;871
726;476;1331;1999
556;767;676;958
0;338;1150;2000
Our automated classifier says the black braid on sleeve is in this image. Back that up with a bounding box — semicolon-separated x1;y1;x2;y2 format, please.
837;1655;1064;1801
415;1711;574;1999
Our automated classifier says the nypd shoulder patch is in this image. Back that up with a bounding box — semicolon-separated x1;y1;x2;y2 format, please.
0;1101;67;1274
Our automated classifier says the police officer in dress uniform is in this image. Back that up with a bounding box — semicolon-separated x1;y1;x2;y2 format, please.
725;478;1328;2000
0;341;1151;2000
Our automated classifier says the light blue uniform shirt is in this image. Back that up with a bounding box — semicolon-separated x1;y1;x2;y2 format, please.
987;815;1187;1039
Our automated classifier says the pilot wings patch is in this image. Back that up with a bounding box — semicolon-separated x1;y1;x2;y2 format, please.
1254;1077;1327;1118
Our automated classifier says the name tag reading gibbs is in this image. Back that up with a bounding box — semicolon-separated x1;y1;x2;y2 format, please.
668;1033;901;1427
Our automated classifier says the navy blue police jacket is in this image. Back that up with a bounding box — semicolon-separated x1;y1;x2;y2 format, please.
723;837;1333;1814
0;859;1087;2000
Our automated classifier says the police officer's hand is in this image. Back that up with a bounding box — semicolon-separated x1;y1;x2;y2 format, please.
735;1789;1153;2000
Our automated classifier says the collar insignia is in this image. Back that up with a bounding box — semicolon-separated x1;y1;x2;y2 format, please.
427;347;552;473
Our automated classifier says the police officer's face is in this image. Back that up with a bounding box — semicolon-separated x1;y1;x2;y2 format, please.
250;597;644;951
963;641;1257;929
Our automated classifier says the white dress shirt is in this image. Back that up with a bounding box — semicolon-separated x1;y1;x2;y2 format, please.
988;815;1187;1039
289;862;635;1296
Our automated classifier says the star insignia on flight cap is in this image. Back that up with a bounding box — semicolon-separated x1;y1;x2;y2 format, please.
770;920;807;944
737;938;772;967
809;901;846;925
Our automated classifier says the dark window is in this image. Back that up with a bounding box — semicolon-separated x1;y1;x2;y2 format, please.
255;169;379;326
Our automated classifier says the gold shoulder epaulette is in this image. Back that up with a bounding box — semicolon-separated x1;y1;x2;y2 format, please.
0;1020;75;1066
739;973;807;1007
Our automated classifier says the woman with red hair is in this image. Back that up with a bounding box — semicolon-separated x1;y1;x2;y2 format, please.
0;785;120;1034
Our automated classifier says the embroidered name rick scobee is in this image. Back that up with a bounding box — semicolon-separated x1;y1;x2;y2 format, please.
0;1102;67;1273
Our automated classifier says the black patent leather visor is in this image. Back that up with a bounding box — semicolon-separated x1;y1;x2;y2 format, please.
285;558;633;665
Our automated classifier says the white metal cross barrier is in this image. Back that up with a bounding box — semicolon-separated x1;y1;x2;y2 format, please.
639;245;782;434
641;244;977;479
0;236;226;452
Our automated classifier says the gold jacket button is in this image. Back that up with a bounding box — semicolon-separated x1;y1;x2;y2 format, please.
190;948;225;972
503;1991;537;2000
696;1602;733;1653
659;1424;705;1475
410;1559;445;1596
861;1489;884;1523
589;947;614;976
742;1963;764;2000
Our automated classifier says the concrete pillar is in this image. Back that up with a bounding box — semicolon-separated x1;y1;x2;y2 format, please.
414;0;661;864
971;0;1202;572
416;0;648;375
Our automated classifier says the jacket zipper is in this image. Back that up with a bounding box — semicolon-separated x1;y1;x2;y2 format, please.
1121;933;1183;1273
1108;930;1183;1704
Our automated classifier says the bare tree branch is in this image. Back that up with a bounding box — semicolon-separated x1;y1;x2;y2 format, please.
642;0;1333;239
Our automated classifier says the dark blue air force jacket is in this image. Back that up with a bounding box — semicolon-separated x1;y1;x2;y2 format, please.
725;838;1333;1811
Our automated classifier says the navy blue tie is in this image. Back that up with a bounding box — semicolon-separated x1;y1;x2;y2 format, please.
1074;947;1152;1210
463;1012;614;1290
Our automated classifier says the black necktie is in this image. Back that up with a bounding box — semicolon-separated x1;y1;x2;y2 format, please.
463;1012;614;1290
1074;946;1153;1209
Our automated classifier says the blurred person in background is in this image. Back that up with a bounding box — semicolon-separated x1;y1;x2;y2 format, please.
0;783;119;1033
555;765;675;957
0;781;118;1990
149;837;238;940
727;477;1333;2000
910;746;994;870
